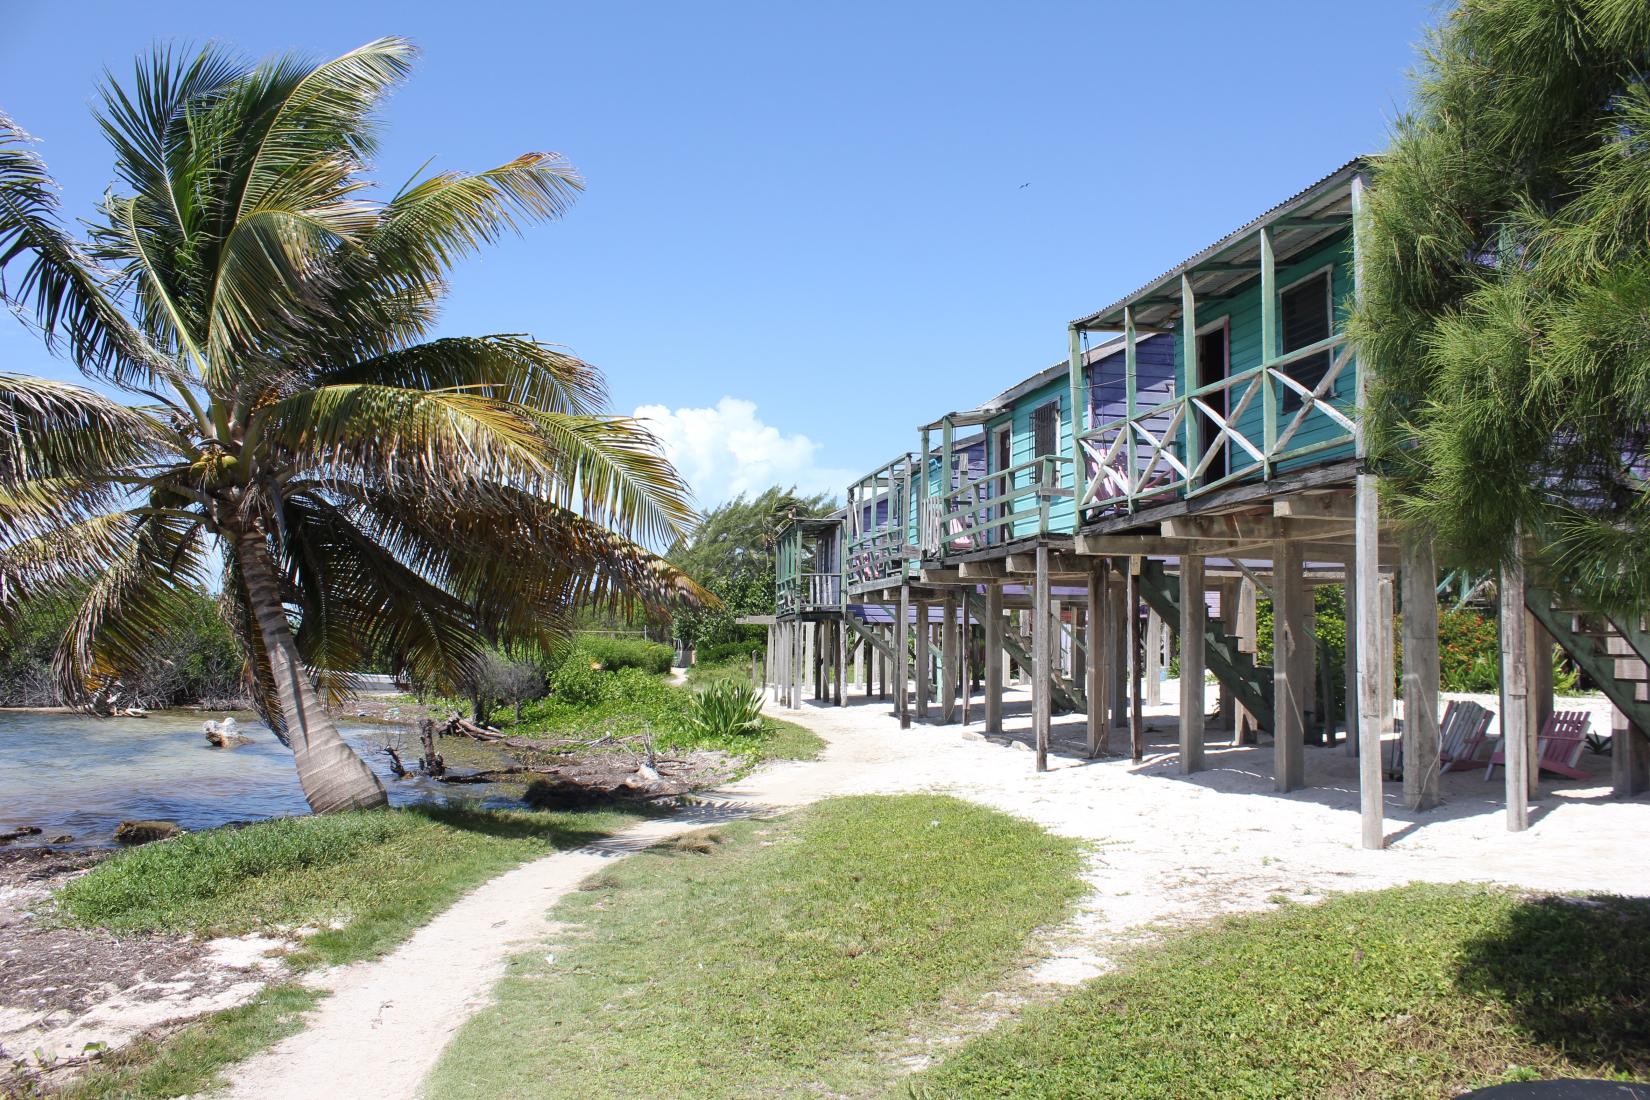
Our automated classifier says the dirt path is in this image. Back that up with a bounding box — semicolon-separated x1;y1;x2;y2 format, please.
207;681;1649;1099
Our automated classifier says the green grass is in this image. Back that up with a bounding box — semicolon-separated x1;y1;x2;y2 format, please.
30;985;323;1100
484;667;823;764
57;803;640;967
423;793;1087;1100
907;884;1650;1099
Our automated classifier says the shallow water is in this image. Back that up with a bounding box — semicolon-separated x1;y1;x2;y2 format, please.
0;709;514;847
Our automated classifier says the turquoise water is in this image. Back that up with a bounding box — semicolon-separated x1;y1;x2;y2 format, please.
0;709;508;847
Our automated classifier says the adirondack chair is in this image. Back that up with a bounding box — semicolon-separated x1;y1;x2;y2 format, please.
1439;700;1495;772
1382;699;1494;779
1483;710;1592;781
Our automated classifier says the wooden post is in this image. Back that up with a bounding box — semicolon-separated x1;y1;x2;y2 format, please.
915;600;930;722
1500;552;1530;831
1034;544;1052;771
1127;561;1144;762
835;619;846;706
794;622;805;710
1110;577;1129;731
1401;534;1441;811
1379;574;1396;734
985;583;1004;734
1273;539;1306;792
1233;575;1259;745
1144;609;1164;706
1526;609;1548;802
896;586;911;728
1086;561;1108;756
1301;591;1318;741
1179;556;1206;774
941;592;958;724
1343;565;1359;753
1354;474;1385;849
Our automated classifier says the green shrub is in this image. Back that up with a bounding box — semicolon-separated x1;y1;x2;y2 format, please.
697;639;765;665
549;658;611;706
1440;608;1501;692
566;636;674;675
684;680;765;739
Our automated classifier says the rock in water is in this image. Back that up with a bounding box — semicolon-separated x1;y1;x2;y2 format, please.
114;820;182;845
204;717;253;747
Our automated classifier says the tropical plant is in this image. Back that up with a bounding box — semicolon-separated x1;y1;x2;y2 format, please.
0;39;708;812
1351;0;1650;616
683;680;764;739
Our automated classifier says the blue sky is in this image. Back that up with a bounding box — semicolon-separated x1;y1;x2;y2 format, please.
1;0;1439;508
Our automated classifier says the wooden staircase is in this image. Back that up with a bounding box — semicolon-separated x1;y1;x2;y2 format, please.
1138;560;1275;732
1525;587;1650;733
1000;628;1085;713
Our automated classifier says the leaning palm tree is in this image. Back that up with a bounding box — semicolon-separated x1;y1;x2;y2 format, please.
0;38;707;813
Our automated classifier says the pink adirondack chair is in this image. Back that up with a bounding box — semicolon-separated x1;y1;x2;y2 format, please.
1483;710;1592;781
1439;700;1494;772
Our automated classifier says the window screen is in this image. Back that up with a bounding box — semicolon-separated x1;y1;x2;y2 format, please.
1032;401;1059;461
1279;272;1332;413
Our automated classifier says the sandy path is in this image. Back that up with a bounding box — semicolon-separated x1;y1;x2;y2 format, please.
209;681;1649;1099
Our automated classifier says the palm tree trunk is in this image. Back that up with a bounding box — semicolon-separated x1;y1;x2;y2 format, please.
234;525;388;813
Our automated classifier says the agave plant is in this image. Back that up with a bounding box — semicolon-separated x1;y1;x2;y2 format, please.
0;38;709;813
684;680;765;739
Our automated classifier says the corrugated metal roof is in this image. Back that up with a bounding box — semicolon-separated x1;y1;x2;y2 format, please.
1071;156;1371;332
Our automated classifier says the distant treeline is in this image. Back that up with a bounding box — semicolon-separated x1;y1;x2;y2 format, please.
0;588;247;709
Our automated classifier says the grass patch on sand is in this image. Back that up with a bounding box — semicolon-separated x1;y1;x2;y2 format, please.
57;804;641;968
485;669;824;765
906;884;1650;1099
36;984;323;1100
424;794;1086;1100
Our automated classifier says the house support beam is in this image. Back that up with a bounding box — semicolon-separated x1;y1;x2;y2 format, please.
1273;539;1306;791
941;592;958;724
985;583;1004;734
1400;534;1441;811
1086;561;1108;756
915;599;930;723
1354;471;1385;848
1179;555;1206;773
1499;549;1531;831
1127;560;1145;762
896;586;911;728
1033;544;1052;771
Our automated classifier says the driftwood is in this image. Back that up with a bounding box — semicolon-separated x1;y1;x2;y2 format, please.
418;718;445;775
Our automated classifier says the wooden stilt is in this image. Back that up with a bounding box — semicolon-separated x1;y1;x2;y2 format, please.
835;620;846;706
1343;565;1359;754
1086;561;1108;756
1273;539;1307;792
1234;575;1258;745
1301;590;1318;742
941;592;958;724
915;600;930;723
1179;555;1206;774
1127;560;1144;762
1500;550;1530;831
1378;574;1396;734
1401;534;1441;811
1033;544;1052;771
1145;609;1164;706
1216;579;1238;732
985;583;1004;734
896;586;911;728
1110;577;1129;731
1354;473;1385;848
960;593;973;726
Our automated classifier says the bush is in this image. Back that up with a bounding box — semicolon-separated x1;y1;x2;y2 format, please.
549;659;611;707
698;639;765;666
683;681;765;739
566;636;674;675
1440;608;1501;692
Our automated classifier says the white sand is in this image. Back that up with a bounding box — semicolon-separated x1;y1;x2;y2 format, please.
205;680;1649;1099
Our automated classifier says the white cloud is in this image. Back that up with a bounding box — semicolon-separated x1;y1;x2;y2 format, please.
632;397;852;509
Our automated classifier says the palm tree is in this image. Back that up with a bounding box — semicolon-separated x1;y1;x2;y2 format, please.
0;38;707;813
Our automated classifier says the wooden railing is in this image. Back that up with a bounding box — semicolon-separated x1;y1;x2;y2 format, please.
776;571;843;616
1078;334;1355;512
925;455;1072;556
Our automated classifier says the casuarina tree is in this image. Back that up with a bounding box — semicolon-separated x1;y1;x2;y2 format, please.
0;38;709;812
1351;0;1650;615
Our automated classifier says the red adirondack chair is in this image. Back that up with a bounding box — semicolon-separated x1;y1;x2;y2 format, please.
1483;710;1592;781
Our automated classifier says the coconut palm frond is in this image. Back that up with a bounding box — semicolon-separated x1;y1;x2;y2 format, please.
0;373;170;487
0;511;139;618
367;153;582;284
0;117;174;387
315;335;606;415
52;512;209;704
281;493;485;695
517;410;697;545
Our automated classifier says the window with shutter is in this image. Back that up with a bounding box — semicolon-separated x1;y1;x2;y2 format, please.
1279;271;1333;413
1032;401;1058;461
